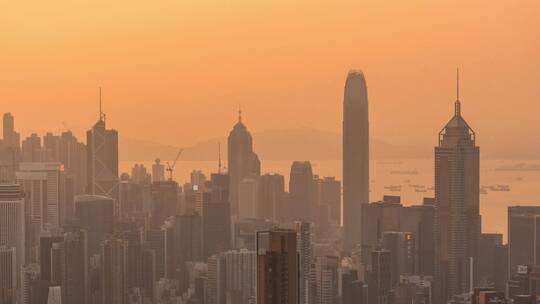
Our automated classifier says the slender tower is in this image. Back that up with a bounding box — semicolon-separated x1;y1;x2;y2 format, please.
343;70;369;251
434;70;480;301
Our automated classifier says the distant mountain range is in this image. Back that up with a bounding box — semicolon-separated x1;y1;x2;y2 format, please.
119;128;432;161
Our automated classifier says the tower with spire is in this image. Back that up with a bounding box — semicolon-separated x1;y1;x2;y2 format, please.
434;70;480;301
227;108;260;216
86;88;120;205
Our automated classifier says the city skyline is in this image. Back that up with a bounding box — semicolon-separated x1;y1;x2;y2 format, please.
1;2;539;154
1;3;539;303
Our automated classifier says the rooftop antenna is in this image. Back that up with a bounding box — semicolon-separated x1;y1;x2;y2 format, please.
218;143;222;174
457;68;460;101
238;105;242;123
99;87;106;122
455;68;461;116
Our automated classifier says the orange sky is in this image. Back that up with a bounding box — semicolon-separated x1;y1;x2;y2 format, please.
1;0;539;151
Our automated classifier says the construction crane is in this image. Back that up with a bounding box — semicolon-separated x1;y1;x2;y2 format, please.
166;149;184;181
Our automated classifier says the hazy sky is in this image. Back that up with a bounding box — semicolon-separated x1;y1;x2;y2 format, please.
1;1;539;150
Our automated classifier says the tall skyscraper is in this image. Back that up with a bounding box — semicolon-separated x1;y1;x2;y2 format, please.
74;194;114;255
256;228;298;304
222;248;257;304
508;206;540;277
100;236;128;304
0;113;20;181
367;250;392;304
20;263;46;304
258;173;285;222
0;246;16;304
58;131;87;195
2;113;20;150
86;92;119;201
144;228;166;280
289;161;314;220
202;173;231;259
434;72;480;300
39;231;64;284
319;177;341;227
0;184;25;284
238;177;259;219
162;213;202;290
21;134;43;162
343;70;369;251
228;110;260;216
61;230;89;304
16;162;65;229
381;231;415;287
206;253;227;304
150;180;179;229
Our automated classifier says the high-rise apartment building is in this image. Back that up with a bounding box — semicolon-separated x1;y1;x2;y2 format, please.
343;70;369;251
295;221;314;304
206;253;226;304
0;246;16;304
315;256;339;304
256;228;298;304
223;249;256;304
0;184;25;284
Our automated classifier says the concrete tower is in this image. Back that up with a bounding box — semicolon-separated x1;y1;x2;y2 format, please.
434;71;480;300
343;70;369;251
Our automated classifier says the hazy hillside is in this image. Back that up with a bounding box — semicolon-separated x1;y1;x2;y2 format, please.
119;128;431;161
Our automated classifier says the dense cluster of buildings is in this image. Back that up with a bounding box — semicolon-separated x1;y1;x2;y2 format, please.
0;70;538;304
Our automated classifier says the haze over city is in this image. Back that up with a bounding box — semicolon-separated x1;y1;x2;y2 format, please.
1;2;540;304
2;1;539;158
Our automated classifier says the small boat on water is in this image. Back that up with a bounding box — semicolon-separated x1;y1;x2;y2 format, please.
390;170;419;175
486;185;511;192
384;185;402;192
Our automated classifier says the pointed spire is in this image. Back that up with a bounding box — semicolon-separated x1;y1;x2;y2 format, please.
99;87;106;122
455;68;461;116
238;105;242;123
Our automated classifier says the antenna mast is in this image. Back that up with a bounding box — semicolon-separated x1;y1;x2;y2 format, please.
218;143;222;174
99;87;105;121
